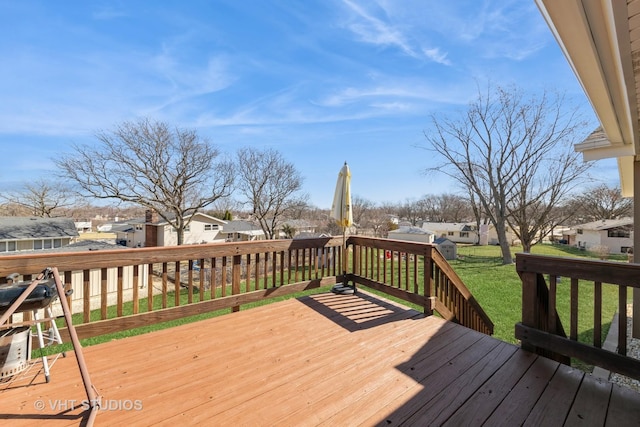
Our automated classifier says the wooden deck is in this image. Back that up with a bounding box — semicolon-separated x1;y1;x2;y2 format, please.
1;290;640;426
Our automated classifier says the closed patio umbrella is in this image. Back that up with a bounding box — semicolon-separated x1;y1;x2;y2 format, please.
330;162;355;294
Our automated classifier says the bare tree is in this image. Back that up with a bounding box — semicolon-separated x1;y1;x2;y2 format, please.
570;184;633;221
1;179;75;217
55;118;235;245
236;147;305;239
352;195;375;233
421;84;591;262
398;198;423;225
433;193;472;222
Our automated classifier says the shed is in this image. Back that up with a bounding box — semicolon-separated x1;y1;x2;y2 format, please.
434;236;457;260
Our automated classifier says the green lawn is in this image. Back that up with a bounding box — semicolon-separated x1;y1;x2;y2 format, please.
453;243;624;346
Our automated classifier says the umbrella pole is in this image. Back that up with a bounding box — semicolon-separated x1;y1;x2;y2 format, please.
342;228;355;293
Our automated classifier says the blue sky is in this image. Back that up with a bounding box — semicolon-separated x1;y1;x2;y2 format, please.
0;0;618;209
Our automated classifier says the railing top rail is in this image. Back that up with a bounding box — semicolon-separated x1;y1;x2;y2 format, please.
0;236;345;277
516;252;640;287
347;236;435;255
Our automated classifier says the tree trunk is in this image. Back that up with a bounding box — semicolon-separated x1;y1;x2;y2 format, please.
494;219;513;264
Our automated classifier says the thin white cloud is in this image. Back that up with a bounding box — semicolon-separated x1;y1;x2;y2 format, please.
340;0;418;58
422;48;452;66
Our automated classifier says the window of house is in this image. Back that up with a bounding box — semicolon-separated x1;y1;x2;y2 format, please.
608;227;631;238
33;239;58;250
184;225;190;232
621;246;632;254
447;231;454;236
135;225;143;231
1;241;16;252
460;232;469;238
577;229;583;234
204;224;219;231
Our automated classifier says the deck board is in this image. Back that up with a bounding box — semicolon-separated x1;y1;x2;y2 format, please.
1;290;639;426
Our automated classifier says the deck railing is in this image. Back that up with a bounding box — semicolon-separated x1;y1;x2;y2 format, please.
0;237;343;341
347;236;494;335
516;252;640;381
0;236;493;343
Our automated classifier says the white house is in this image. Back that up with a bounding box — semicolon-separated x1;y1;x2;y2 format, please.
565;218;633;255
222;220;265;242
421;222;478;244
388;226;435;244
111;211;228;247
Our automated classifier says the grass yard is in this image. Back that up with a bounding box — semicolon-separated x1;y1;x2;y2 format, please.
453;243;625;346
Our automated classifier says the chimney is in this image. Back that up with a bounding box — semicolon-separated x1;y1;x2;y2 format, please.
144;210;158;247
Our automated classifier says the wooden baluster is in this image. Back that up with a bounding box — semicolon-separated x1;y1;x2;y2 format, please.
211;257;217;299
199;258;205;302
221;257;227;297
117;266;124;317
174;261;180;307
232;255;241;312
619;285;628;355
161;263;168;308
147;263;154;312
132;265;139;315
100;268;108;320
188;260;194;304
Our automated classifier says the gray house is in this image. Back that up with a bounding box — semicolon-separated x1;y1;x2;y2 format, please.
0;217;79;253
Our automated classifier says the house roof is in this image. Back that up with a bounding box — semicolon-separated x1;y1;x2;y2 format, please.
573;217;634;231
0;217;79;240
434;237;456;245
422;222;473;232
152;212;227;226
390;226;434;235
222;220;263;234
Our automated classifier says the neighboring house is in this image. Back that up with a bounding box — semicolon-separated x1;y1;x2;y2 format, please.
388;226;435;244
421;222;478;244
278;219;316;238
565;218;634;255
422;221;521;246
222;220;265;242
75;221;92;233
434;236;457;260
108;211;228;247
0;217;79;254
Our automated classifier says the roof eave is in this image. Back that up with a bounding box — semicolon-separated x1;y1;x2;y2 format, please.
536;0;638;156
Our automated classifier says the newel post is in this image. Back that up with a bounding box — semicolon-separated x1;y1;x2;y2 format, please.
520;268;540;353
423;246;434;316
